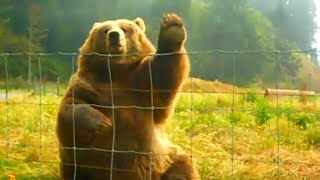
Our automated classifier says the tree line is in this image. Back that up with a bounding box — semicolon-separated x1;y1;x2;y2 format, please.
0;0;318;88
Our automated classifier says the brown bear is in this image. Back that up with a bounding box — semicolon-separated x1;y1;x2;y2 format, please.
56;13;200;180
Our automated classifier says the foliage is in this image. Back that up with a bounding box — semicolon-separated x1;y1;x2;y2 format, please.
305;124;320;147
255;98;272;125
249;0;317;50
241;91;259;103
0;0;318;86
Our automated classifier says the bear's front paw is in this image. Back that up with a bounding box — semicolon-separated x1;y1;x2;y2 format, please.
95;118;112;135
158;13;186;50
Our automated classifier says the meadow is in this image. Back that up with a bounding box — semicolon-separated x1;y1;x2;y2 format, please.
0;79;320;179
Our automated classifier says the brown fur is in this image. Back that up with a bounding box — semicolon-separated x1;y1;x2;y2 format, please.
56;13;200;180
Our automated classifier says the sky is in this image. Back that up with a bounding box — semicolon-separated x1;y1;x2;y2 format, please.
313;0;320;60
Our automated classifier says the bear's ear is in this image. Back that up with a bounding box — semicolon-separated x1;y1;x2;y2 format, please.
134;17;145;32
87;22;101;36
93;22;101;28
79;22;101;53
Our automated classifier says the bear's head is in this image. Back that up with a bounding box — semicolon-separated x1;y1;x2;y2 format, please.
79;17;155;63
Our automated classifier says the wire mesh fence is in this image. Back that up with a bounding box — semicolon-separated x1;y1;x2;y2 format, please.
0;49;320;179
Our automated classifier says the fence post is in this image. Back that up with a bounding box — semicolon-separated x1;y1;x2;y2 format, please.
57;77;60;96
33;77;38;94
43;80;46;96
27;56;32;92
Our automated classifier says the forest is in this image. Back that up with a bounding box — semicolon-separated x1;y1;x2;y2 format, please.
0;0;319;88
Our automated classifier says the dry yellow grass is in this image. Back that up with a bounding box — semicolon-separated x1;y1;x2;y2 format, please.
0;79;320;179
182;77;260;94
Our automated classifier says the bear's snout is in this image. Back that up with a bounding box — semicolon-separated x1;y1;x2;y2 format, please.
108;31;120;46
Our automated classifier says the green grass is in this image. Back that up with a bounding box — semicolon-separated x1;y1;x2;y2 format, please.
0;90;320;179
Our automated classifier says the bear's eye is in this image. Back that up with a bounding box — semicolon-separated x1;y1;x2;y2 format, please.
104;29;109;34
121;27;128;33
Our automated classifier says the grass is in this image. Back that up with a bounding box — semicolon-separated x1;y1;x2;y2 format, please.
0;80;320;179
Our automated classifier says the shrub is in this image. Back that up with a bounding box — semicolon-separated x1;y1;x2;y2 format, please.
242;91;258;103
290;113;314;130
255;98;272;125
305;125;320;147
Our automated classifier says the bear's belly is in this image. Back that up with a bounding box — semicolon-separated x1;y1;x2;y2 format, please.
74;84;175;178
84;108;175;179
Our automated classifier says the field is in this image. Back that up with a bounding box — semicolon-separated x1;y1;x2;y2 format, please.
0;78;320;179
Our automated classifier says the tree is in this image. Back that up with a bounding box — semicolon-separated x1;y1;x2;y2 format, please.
249;0;317;56
0;0;310;86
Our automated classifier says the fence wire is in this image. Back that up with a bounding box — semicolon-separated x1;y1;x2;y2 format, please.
0;49;320;179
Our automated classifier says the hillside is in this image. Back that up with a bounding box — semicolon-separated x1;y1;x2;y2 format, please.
183;54;320;93
182;78;260;94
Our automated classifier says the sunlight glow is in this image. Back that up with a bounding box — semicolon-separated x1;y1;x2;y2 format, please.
314;0;320;50
313;0;320;62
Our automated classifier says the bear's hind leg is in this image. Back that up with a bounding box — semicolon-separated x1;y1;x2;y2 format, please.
161;155;200;180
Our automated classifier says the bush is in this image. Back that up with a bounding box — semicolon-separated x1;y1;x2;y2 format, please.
255;98;272;125
242;91;258;103
290;113;314;130
306;125;320;147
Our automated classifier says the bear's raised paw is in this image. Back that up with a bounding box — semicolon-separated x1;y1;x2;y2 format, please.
159;13;186;47
161;13;184;29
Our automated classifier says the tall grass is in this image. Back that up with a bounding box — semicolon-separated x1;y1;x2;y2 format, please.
0;90;319;179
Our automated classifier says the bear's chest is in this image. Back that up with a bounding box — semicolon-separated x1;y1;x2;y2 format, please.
93;83;152;114
93;83;155;141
